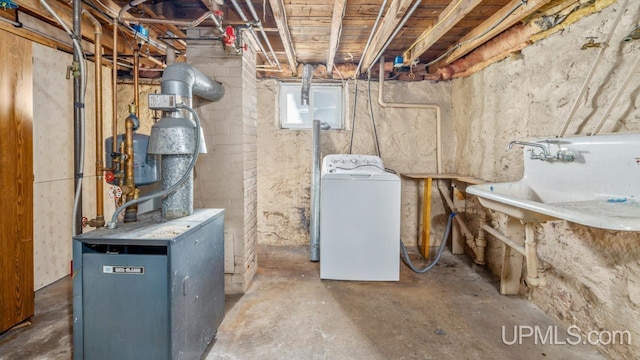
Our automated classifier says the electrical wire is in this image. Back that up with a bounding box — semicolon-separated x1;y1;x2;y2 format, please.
107;103;202;228
367;72;381;158
348;79;359;154
401;212;456;273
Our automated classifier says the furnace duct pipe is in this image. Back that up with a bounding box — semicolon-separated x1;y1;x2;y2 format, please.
310;119;330;262
161;62;225;103
153;63;223;218
108;63;224;227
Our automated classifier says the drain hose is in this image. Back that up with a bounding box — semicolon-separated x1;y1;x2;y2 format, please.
401;212;457;273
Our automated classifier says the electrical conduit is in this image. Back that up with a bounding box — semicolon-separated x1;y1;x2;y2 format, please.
40;0;86;236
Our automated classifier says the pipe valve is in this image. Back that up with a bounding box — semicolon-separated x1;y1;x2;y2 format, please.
223;25;236;46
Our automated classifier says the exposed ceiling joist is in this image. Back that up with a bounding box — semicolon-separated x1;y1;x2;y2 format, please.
90;0;185;52
429;0;554;71
326;0;347;77
359;0;413;73
0;10;74;53
403;0;484;66
267;0;297;75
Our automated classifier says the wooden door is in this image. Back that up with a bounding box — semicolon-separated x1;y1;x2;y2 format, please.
0;30;34;333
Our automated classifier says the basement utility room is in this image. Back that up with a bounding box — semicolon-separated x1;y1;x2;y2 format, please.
0;0;638;359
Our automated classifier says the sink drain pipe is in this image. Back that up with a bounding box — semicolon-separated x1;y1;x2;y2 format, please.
438;182;487;265
482;224;546;287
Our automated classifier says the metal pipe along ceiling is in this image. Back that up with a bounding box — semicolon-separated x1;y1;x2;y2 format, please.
229;0;275;67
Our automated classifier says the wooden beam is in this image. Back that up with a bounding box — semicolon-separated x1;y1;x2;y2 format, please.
268;0;298;75
403;0;483;65
326;0;347;77
429;0;553;71
359;0;413;73
16;0;166;58
0;18;73;53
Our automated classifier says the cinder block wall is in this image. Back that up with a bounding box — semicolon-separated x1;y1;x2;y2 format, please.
187;31;257;294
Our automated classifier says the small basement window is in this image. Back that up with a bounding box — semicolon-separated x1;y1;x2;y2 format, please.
279;82;344;129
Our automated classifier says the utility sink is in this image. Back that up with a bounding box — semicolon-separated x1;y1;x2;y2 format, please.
467;133;640;231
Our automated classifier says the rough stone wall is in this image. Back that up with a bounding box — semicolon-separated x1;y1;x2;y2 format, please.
187;31;257;294
256;79;452;248
451;2;640;358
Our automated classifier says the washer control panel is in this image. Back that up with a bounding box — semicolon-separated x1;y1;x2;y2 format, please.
322;154;385;173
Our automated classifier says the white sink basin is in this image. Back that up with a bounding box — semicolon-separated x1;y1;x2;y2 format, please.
467;133;640;231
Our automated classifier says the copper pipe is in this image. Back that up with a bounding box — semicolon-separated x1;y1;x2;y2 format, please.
83;8;105;228
123;106;137;222
111;18;118;153
133;49;140;119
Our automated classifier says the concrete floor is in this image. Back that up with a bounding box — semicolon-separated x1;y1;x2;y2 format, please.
0;245;605;359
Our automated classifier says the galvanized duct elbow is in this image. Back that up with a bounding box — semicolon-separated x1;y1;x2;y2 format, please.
161;62;225;102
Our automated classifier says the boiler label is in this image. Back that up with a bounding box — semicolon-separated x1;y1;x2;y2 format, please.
102;265;144;274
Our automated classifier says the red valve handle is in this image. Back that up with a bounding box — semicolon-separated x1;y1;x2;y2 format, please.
105;171;115;183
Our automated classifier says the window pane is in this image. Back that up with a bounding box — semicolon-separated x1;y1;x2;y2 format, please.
313;88;341;129
279;83;343;129
286;91;309;125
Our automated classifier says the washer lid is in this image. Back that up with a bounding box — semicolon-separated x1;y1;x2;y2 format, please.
322;154;387;175
321;172;399;181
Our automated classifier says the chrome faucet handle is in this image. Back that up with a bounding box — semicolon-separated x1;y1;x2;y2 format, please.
556;150;576;162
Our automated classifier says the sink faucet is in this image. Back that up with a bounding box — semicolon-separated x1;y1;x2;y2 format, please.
508;141;551;160
508;140;575;162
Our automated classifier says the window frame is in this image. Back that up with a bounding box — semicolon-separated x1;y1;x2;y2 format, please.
278;82;345;130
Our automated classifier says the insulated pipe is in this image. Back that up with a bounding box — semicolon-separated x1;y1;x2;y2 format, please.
156;63;224;218
309;119;331;262
229;0;274;66
83;8;106;228
591;54;640;135
378;57;442;173
558;0;629;137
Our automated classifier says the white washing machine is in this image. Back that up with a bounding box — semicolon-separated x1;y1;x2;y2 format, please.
320;154;400;281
